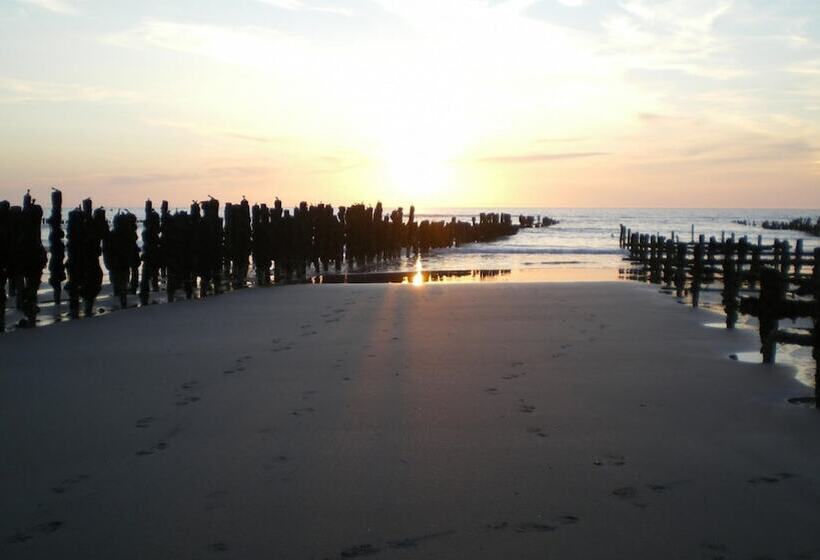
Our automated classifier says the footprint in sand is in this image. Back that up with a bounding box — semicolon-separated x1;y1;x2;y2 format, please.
136;441;168;457
646;480;692;493
485;387;500;395
518;400;535;413
6;521;64;544
51;474;90;494
175;395;201;406
386;530;456;550
340;544;380;557
593;454;626;467
526;426;548;438
291;407;316;416
611;486;649;509
748;472;797;485
515;522;555;533
135;416;155;429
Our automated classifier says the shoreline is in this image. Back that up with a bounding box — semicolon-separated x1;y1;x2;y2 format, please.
2;281;819;559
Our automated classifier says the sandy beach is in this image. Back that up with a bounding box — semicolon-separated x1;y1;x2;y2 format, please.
1;281;819;559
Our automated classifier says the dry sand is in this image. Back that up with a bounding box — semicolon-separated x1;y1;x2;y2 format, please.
1;281;819;559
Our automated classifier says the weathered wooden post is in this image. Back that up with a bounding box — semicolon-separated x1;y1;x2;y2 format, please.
706;236;718;284
749;244;762;289
722;238;739;329
0;201;9;332
812;248;819;405
663;238;675;287
47;188;65;308
650;235;663;284
691;236;704;307
780;240;791;278
758;268;786;363
794;239;804;277
139;200;160;305
19;193;47;327
674;241;687;298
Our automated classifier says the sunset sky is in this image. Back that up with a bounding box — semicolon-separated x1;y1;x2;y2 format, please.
1;0;818;208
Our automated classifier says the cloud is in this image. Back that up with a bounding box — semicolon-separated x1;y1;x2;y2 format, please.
256;0;352;17
14;0;76;14
536;137;587;143
556;0;585;6
142;118;279;144
0;78;139;103
107;19;309;72
470;152;610;164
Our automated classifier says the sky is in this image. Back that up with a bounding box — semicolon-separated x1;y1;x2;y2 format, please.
0;0;819;209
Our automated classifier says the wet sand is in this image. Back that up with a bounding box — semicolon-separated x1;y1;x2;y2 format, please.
1;282;819;559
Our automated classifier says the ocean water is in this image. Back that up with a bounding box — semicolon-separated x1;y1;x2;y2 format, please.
391;207;820;276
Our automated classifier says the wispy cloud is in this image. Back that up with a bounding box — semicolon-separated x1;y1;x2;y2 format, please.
0;78;139;103
142;118;278;144
256;0;352;17
470;152;610;164
107;19;305;71
14;0;76;14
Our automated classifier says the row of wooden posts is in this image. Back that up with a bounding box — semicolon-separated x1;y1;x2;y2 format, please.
619;224;819;406
0;190;521;331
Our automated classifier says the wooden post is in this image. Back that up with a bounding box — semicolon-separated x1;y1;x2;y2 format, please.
757;268;786;363
691;237;704;307
749;245;761;289
722;238;738;329
649;235;659;283
663;239;675;286
812;248;819;406
47;189;65;308
707;236;718;284
794;239;803;277
675;241;687;298
737;236;748;287
780;240;790;278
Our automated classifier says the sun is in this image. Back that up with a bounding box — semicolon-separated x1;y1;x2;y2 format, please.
381;142;453;204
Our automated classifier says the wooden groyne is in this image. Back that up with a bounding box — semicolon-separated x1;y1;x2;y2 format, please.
761;217;820;237
0;191;519;330
618;224;819;406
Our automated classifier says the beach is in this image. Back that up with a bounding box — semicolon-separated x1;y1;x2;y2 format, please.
1;281;819;559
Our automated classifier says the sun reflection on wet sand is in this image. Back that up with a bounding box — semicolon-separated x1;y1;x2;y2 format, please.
314;266;616;285
411;257;424;287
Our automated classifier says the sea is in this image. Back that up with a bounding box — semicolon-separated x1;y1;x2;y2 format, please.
397;207;820;278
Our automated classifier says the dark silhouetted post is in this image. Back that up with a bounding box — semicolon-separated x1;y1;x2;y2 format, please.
47;188;66;309
722;238;738;329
